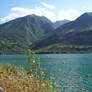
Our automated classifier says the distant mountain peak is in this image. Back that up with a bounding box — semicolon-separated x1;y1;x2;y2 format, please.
76;12;92;20
54;19;70;28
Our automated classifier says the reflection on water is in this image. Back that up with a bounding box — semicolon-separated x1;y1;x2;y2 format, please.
0;54;92;91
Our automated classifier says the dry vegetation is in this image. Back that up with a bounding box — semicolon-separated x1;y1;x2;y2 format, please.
0;64;51;92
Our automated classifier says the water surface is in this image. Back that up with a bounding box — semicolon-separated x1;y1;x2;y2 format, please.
0;54;92;91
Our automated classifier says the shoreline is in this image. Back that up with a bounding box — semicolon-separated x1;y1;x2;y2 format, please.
1;52;92;55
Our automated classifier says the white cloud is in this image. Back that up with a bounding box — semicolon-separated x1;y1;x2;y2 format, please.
40;2;56;9
57;9;78;21
0;7;43;23
12;7;43;16
42;9;56;21
0;4;79;23
0;6;57;23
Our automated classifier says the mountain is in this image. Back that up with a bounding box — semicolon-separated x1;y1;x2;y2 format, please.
0;14;55;54
1;12;92;53
55;19;70;28
31;12;92;53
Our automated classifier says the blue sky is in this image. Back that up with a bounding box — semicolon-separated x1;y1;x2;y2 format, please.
0;0;92;23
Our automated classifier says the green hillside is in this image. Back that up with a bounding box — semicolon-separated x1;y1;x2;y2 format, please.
0;15;55;54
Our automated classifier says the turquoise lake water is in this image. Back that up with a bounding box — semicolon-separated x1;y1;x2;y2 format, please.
0;54;92;91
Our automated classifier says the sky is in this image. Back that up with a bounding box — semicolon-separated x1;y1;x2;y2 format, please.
0;0;92;23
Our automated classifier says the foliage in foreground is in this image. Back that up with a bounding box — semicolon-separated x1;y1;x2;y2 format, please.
0;63;52;92
0;49;53;92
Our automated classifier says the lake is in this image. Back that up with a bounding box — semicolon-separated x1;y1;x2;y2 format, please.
0;54;92;91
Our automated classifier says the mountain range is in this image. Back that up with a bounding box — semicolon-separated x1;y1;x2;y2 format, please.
0;12;92;53
31;12;92;53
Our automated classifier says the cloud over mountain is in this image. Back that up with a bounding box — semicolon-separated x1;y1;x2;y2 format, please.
0;2;79;23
